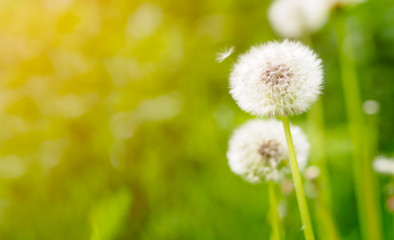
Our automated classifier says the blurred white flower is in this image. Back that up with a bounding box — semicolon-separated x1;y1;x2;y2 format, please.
373;156;394;175
229;40;323;117
363;100;380;115
268;0;330;38
216;46;234;63
227;119;309;183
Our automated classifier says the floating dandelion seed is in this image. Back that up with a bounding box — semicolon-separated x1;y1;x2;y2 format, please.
229;40;323;117
216;46;234;63
227;119;309;183
373;156;394;175
268;0;330;38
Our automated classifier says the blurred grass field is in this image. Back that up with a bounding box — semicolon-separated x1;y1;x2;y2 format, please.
0;0;393;239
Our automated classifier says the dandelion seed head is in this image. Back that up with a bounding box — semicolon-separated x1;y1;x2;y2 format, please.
373;156;394;175
268;0;330;38
227;119;309;183
229;40;323;117
216;46;235;63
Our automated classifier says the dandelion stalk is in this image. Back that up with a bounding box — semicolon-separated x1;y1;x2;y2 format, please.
281;116;315;240
268;181;281;240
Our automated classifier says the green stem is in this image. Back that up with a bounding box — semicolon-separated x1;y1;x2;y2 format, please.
336;20;382;240
268;181;281;240
281;116;315;240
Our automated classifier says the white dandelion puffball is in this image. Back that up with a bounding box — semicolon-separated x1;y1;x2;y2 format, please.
373;156;394;175
227;119;309;183
229;40;323;117
268;0;330;38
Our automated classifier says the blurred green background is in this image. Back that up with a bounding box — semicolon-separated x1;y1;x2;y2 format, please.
0;0;393;239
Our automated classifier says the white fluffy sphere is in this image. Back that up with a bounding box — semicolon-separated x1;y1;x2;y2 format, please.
227;119;309;183
229;40;323;117
268;0;330;38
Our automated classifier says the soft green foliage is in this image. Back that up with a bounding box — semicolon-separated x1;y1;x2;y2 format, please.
90;190;132;240
0;0;393;239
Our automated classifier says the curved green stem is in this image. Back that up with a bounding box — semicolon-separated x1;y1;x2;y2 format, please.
281;116;315;240
268;181;281;240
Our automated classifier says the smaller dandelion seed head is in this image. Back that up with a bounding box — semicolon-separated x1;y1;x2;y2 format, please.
268;0;331;38
229;40;323;117
227;119;309;183
216;46;235;63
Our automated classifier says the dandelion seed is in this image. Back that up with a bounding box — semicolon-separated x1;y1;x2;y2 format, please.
229;40;323;117
216;46;235;63
373;156;394;175
227;119;309;183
